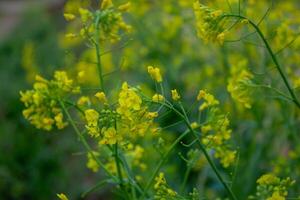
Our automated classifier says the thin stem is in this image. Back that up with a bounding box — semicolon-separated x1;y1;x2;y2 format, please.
59;100;117;181
223;14;300;109
142;98;237;200
95;14;105;92
143;130;190;194
160;102;238;200
180;166;192;194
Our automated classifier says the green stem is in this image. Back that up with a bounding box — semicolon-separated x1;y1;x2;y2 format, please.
224;14;300;109
143;130;190;194
59;100;117;181
114;143;130;199
156;101;237;200
180;166;192;194
95;15;105;92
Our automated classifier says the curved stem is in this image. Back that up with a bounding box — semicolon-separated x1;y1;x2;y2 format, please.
224;14;300;109
145;99;237;200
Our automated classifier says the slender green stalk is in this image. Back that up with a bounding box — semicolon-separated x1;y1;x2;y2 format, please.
143;130;190;194
223;14;300;109
156;101;238;200
95;15;105;92
180;166;192;194
59;100;118;180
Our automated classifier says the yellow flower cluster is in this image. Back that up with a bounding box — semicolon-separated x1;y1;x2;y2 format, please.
152;94;165;103
154;172;177;199
85;109;100;137
197;89;219;111
147;66;163;83
197;90;236;168
117;82;158;138
83;82;158;150
86;152;100;172
171;89;180;101
193;1;227;44
63;0;132;42
117;82;142;119
251;173;296;200
20;71;80;131
227;59;254;109
127;145;147;171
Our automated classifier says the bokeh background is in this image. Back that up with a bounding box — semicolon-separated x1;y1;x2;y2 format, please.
1;0;300;199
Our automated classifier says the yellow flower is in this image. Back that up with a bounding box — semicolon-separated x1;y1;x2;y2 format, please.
197;90;219;111
267;192;285;200
118;2;131;12
95;92;108;104
77;96;91;106
100;127;119;145
57;193;68;200
147;66;163;83
86;152;100;172
54;113;68;129
101;0;113;9
78;8;92;23
257;174;280;185
171;89;180;101
146;112;158;119
193;1;227;44
152;94;164;102
65;33;77;38
85;109;100;137
20;71;78;131
227;59;254;109
154;172;166;189
117;82;142;121
63;13;76;21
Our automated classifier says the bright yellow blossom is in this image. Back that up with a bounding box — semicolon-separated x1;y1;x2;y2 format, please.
63;13;76;21
95;92;108;104
152;94;164;102
85;109;100;137
171;89;180;101
148;66;163;82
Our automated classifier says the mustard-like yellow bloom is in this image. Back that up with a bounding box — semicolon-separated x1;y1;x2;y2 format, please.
118;2;131;12
86;152;100;172
78;8;92;23
57;193;68;200
65;33;77;38
254;174;295;200
227;59;254;109
154;172;177;198
20;71;79;131
95;92;108;104
63;13;76;21
257;174;280;185
152;94;164;102
101;0;113;9
148;66;163;82
99;127;119;145
193;1;227;45
171;89;180;101
197;90;219;111
146;112;158;119
85;109;100;137
77;96;91;106
117;82;142;119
